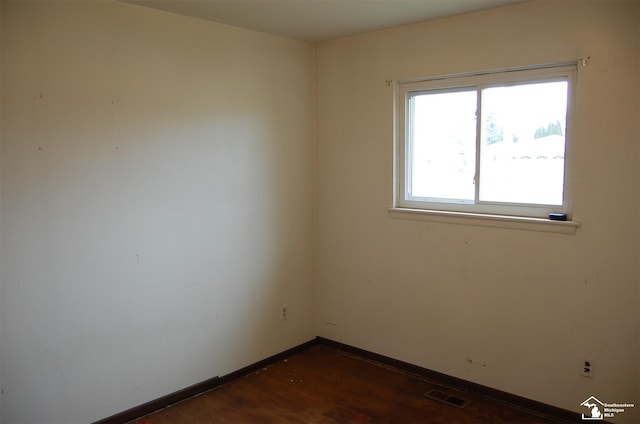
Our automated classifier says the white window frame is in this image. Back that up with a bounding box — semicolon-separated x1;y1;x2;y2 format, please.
394;64;577;222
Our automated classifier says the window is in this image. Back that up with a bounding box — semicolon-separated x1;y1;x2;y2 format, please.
395;65;576;220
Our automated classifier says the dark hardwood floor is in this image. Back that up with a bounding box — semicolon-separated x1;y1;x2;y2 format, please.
130;345;563;423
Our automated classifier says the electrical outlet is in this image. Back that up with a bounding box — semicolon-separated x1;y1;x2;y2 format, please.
581;359;594;378
281;304;288;321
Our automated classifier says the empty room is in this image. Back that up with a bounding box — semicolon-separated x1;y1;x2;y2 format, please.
1;0;639;423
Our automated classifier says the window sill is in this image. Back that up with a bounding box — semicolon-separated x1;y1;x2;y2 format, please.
388;208;579;234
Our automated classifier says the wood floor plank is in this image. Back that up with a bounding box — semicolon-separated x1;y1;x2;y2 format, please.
130;346;563;423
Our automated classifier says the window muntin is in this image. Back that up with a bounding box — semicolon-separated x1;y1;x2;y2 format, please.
396;66;575;219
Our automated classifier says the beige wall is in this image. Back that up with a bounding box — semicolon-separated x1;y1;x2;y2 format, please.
1;1;314;422
1;0;639;423
315;1;639;422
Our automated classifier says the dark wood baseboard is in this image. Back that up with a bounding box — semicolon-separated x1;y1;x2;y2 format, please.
96;336;583;423
93;338;319;424
317;337;581;423
93;375;222;424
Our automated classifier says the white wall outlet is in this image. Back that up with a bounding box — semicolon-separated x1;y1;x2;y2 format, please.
581;359;594;378
280;304;288;321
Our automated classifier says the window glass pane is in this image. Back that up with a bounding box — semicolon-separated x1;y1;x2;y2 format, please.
411;89;477;201
479;81;568;205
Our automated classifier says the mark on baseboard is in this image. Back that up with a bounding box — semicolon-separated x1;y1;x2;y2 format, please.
325;322;337;327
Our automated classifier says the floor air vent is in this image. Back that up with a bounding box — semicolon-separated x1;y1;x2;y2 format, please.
424;389;470;409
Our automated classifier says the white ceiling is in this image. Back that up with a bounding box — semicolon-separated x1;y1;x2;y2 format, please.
122;0;529;43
